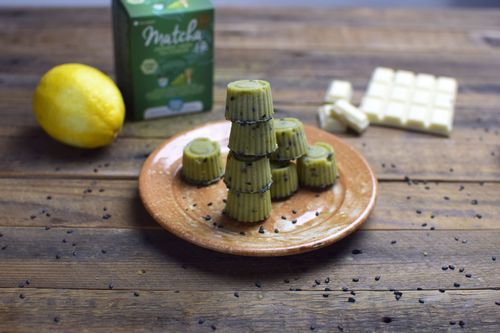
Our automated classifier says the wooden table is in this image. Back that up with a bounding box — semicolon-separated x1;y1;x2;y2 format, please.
0;6;499;332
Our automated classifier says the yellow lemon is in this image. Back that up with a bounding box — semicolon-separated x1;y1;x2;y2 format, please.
33;63;125;149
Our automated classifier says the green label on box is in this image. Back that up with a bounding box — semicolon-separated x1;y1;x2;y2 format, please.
112;0;214;120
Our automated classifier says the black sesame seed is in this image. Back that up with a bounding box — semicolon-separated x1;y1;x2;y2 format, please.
19;293;25;299
375;276;381;281
492;256;496;261
274;229;279;233
459;267;464;272
350;291;356;295
315;279;321;285
382;317;392;323
439;289;446;293
101;249;107;254
444;196;450;200
133;291;140;297
102;213;111;220
495;301;500;306
234;292;239;298
292;219;297;224
465;274;472;278
430;227;435;230
417;287;422;290
470;199;478;205
258;226;265;234
418;298;424;304
108;283;114;289
255;282;261;288
348;297;355;303
453;282;460;288
449;320;456;325
352;249;362;255
211;324;217;330
18;282;25;288
459;320;465;327
292;209;297;214
416;209;422;214
284;279;290;283
325;277;330;283
391;240;397;245
342;287;349;292
203;215;212;221
54;317;60;323
315;211;319;216
421;223;427;227
442;266;448;271
198;319;205;325
449;265;455;270
281;216;287;220
55;254;60;259
462;239;468;244
476;214;482;219
322;294;329;298
352;278;359;282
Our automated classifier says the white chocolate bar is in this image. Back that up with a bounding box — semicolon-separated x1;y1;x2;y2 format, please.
360;67;457;136
317;105;347;132
331;100;369;134
324;80;353;103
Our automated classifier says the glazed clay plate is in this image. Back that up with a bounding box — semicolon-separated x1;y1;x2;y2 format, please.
139;121;377;257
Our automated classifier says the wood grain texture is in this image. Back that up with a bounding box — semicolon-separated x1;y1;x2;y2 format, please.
0;178;497;230
0;227;498;291
0;6;500;332
0;132;497;181
1;288;499;333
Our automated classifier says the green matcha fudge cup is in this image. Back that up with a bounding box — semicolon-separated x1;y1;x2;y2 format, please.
224;152;272;193
182;138;224;185
224;189;272;223
297;142;338;188
225;80;274;122
228;119;277;156
271;118;308;161
270;161;299;200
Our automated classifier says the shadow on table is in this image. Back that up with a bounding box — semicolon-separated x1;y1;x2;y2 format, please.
129;195;361;280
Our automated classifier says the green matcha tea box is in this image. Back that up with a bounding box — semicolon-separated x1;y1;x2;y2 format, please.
112;0;214;120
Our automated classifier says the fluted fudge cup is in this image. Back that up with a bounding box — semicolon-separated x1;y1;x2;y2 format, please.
224;189;272;223
270;161;299;200
224;152;272;193
182;138;224;185
271;117;308;161
297;142;338;188
228;119;277;156
225;80;274;122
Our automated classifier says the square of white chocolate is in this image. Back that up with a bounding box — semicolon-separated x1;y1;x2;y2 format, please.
394;70;415;86
360;97;385;122
390;86;411;102
384;101;408;126
416;73;436;90
367;83;391;98
407;105;430;129
436;77;457;94
372;67;394;84
317;105;347;132
324;80;353;103
412;90;432;106
359;67;458;136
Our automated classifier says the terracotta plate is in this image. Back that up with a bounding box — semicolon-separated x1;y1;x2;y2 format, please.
139;121;377;257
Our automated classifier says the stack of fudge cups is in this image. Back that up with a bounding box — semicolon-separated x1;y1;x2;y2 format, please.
269;118;308;200
223;80;277;223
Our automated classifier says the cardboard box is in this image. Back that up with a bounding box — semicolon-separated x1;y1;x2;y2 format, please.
112;0;214;120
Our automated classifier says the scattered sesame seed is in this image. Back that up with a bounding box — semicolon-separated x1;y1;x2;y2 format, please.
418;298;424;304
348;297;355;303
453;282;460;288
258;226;265;234
382;317;392;323
465;274;472;278
375;276;381;281
255;282;261;288
352;278;359;282
234;292;239;298
439;289;446;293
390;240;397;245
351;249;362;255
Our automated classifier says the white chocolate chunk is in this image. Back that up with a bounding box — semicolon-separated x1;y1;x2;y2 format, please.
324;80;353;103
372;67;394;84
331;100;369;134
360;67;458;136
359;96;384;122
394;70;415;86
317;105;347;132
367;83;390;98
416;73;436;90
384;102;408;126
407;105;430;129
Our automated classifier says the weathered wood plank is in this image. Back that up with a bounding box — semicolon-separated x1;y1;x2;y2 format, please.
0;228;498;291
0;179;496;230
0;288;498;332
0;132;497;181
